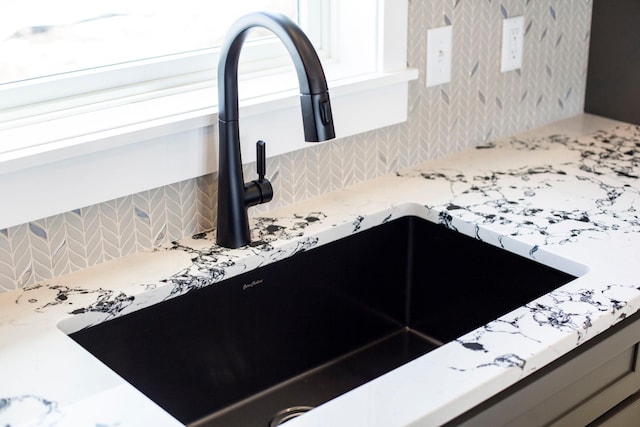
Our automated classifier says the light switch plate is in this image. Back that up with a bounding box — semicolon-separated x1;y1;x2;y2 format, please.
426;25;452;87
501;16;524;72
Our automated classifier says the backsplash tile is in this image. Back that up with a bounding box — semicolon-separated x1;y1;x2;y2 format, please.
0;0;593;292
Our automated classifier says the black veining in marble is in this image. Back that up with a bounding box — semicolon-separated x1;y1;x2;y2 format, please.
17;213;325;316
452;281;640;369
450;353;527;372
527;302;587;337
526;284;640;343
601;284;640;320
454;315;541;360
400;126;640;247
159;212;326;296
352;215;365;232
486;353;526;369
0;395;59;426
485;316;542;343
16;284;134;318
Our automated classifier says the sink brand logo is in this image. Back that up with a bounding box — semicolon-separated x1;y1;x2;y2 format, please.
243;279;264;291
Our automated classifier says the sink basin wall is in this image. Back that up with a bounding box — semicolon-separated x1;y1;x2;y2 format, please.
69;216;576;425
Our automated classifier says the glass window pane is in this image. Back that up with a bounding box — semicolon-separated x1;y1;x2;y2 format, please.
0;0;298;84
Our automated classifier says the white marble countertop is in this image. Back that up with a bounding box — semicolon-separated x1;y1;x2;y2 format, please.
2;114;640;426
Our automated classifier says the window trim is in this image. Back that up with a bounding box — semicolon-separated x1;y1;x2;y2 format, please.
0;0;415;231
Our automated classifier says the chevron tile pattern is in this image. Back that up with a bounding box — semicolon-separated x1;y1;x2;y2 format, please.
0;0;593;292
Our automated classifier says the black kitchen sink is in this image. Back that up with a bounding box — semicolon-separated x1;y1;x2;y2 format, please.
68;216;577;426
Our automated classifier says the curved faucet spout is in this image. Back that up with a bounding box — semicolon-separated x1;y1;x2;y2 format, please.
218;11;335;142
216;11;336;248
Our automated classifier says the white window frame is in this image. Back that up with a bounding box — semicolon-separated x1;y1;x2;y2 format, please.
0;0;417;230
1;1;326;123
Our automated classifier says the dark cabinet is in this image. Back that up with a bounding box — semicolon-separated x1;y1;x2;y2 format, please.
449;313;640;426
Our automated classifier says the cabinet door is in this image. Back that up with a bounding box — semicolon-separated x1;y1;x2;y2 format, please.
450;315;640;427
593;391;640;426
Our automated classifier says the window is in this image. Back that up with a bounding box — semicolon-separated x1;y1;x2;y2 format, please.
0;1;325;123
0;1;300;85
0;0;416;230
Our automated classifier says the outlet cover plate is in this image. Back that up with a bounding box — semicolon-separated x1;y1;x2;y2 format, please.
501;16;524;72
426;25;452;87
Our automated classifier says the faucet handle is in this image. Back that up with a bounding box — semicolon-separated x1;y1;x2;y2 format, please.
244;140;273;208
257;140;267;181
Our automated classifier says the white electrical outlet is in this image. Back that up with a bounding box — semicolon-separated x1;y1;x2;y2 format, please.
426;25;452;87
501;16;524;72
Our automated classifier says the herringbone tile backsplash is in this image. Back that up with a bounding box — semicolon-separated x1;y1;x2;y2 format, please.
0;0;593;292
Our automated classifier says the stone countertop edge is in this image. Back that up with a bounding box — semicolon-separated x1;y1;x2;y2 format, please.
2;113;640;427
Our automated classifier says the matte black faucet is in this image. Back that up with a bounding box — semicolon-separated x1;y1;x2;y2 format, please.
216;11;335;248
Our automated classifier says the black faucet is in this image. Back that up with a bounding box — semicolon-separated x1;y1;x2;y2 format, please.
216;11;335;248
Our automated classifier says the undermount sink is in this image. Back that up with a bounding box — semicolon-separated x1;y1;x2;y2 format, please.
68;216;577;426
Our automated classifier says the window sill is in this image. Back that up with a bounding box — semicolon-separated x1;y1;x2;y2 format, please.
0;68;418;230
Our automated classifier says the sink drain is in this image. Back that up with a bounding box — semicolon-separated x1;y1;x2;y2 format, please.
269;406;314;426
